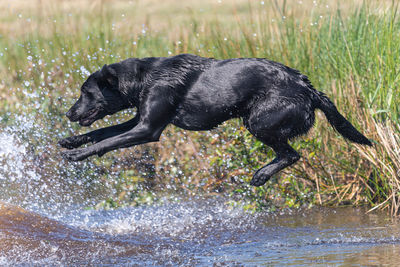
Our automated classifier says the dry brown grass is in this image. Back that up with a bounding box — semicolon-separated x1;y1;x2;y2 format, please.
323;80;399;215
358;120;400;215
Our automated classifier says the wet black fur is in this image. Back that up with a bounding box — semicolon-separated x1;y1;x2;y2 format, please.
59;54;372;186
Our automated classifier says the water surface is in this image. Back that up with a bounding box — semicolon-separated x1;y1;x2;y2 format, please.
1;200;400;266
1;119;399;266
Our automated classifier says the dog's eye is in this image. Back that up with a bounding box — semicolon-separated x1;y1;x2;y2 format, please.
86;91;95;98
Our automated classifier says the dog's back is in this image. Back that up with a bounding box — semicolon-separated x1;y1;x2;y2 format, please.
169;55;315;131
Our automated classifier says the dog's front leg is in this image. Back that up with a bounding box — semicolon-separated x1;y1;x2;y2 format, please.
58;134;92;149
62;85;179;161
61;122;164;161
59;115;140;149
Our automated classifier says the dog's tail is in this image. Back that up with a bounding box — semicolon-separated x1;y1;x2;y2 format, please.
313;90;372;146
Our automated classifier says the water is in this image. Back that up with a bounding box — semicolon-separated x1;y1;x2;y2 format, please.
1;201;400;266
1;118;400;266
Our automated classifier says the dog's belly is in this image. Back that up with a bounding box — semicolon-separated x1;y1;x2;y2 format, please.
171;109;234;130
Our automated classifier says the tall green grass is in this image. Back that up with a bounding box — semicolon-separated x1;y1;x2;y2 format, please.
0;1;399;214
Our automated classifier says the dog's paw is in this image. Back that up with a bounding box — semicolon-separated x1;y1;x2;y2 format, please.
61;148;90;161
58;135;90;149
249;170;271;187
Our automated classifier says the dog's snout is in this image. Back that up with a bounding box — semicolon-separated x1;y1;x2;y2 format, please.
66;109;72;119
66;108;79;121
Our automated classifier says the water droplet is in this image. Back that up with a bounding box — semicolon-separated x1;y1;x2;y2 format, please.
80;66;90;76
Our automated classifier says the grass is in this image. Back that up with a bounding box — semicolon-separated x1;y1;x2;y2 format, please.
0;0;399;215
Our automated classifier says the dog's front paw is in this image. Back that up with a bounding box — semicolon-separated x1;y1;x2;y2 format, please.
58;135;90;149
61;148;91;161
250;169;271;187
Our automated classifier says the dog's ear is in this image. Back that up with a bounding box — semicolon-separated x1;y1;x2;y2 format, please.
100;64;118;87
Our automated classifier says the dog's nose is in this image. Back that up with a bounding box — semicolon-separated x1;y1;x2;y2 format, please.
66;109;73;119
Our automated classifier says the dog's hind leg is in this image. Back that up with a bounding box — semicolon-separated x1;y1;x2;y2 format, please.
243;97;311;186
249;141;300;186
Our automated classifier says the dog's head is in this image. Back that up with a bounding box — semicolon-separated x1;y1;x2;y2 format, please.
66;64;128;126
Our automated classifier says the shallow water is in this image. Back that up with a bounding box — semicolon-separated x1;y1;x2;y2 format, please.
1;201;400;266
1;118;400;266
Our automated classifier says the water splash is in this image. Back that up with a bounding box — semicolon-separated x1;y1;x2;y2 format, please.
0;129;30;182
0;114;109;218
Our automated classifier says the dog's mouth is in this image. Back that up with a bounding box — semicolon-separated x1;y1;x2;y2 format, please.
79;108;103;126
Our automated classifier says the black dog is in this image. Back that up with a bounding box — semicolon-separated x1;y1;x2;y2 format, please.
59;54;371;186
